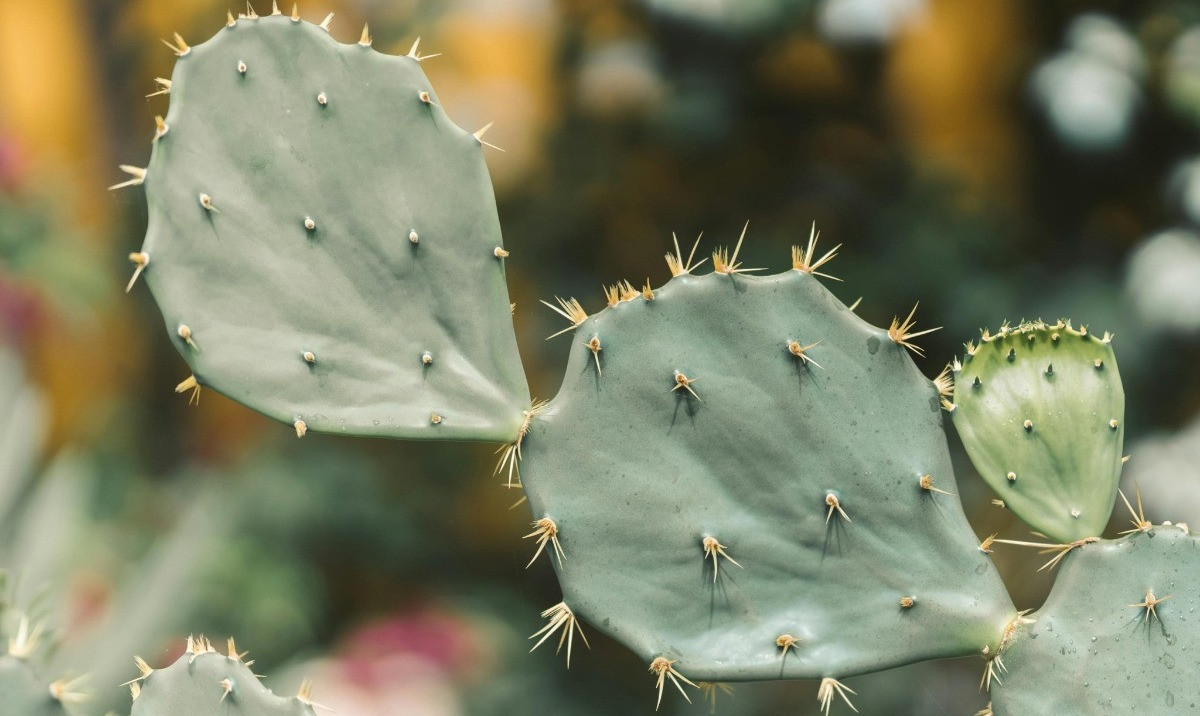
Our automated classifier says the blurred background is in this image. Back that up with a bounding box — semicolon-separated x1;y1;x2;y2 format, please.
2;0;1200;713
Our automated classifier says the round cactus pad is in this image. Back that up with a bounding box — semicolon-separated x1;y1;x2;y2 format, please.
133;14;529;441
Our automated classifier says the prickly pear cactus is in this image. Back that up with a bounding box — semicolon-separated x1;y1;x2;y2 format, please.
519;239;1016;699
128;636;317;715
992;526;1199;715
119;10;529;441
949;321;1124;542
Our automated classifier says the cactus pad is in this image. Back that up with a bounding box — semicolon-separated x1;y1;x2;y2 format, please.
127;13;528;441
0;600;80;716
992;527;1199;715
128;636;316;716
950;321;1124;542
0;656;73;716
519;262;1015;684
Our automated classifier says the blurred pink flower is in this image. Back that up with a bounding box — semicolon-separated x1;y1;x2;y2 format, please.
282;606;506;716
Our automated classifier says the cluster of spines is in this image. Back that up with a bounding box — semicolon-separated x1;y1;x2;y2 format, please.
955;318;1111;370
541;223;937;358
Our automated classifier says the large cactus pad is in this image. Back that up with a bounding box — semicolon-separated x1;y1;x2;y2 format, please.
520;262;1015;684
950;321;1123;542
992;527;1199;715
128;12;529;441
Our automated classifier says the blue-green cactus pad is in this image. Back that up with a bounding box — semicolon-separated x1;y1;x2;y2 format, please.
520;267;1016;681
993;527;1199;715
0;655;71;716
135;14;528;441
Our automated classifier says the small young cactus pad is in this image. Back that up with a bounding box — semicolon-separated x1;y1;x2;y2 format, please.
992;526;1198;715
520;257;1016;683
950;321;1123;542
125;13;529;441
128;636;316;715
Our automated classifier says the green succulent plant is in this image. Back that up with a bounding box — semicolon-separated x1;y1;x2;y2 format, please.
110;9;1195;715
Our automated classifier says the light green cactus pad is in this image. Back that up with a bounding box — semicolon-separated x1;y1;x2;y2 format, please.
950;321;1124;543
992;527;1199;715
127;12;529;441
519;259;1016;684
129;637;315;716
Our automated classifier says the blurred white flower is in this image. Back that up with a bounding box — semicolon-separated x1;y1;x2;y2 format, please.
1125;228;1200;334
1165;27;1200;130
286;653;462;716
641;0;809;34
1124;413;1200;528
1031;55;1140;152
576;42;666;118
1167;157;1200;225
1030;14;1143;152
817;0;926;44
1064;14;1146;79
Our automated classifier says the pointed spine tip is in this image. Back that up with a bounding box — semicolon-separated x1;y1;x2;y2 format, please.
108;165;147;191
163;32;189;56
474;122;504;151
